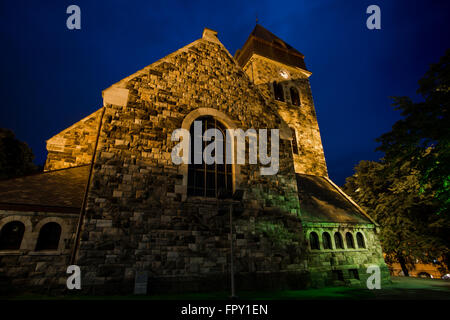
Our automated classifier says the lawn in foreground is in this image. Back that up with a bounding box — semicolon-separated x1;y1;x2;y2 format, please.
4;277;450;300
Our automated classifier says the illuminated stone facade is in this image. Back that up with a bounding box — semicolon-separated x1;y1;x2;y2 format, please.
242;54;327;176
45;110;103;171
0;25;389;294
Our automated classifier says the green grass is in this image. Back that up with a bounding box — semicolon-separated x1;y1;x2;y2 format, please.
3;277;449;300
3;286;375;300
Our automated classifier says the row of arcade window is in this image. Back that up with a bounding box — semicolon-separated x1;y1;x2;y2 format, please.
273;82;301;106
0;221;61;251
309;231;366;250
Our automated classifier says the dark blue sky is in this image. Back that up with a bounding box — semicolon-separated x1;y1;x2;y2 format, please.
0;0;448;185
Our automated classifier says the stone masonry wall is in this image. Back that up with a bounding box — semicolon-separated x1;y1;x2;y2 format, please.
76;34;308;293
303;225;390;287
44;108;102;171
0;210;78;294
242;55;328;176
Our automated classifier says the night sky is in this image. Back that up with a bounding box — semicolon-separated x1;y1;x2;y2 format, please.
0;0;448;185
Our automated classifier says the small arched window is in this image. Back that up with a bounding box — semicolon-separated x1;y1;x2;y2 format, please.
309;232;320;250
273;81;285;102
356;232;366;248
35;222;61;251
290;87;300;106
0;221;25;250
323;232;332;249
290;127;299;155
346;232;355;249
334;232;344;249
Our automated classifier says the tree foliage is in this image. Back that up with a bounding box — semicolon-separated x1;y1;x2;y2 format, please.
376;49;450;216
343;160;449;275
343;50;450;274
0;128;39;180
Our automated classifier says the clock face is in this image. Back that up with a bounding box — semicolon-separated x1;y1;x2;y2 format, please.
280;69;289;79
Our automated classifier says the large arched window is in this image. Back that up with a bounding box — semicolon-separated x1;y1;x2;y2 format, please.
356;232;366;248
273;81;284;102
35;222;61;251
290;87;300;106
187;116;232;198
309;232;320;250
345;232;355;249
323;232;332;249
334;232;344;249
0;221;25;250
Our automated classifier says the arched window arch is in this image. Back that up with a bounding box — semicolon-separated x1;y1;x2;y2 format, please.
290;87;300;106
309;232;320;250
334;232;344;249
356;232;366;248
35;222;61;251
322;232;332;249
187;116;232;198
273;81;285;102
0;221;25;250
345;232;355;249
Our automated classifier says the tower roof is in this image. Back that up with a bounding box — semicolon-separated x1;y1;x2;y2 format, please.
234;24;307;70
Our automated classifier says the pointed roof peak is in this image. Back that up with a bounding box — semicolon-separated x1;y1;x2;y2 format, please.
234;24;307;70
202;27;220;44
249;24;303;57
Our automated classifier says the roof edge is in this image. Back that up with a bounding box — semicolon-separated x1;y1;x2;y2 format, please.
46;108;103;143
323;176;379;226
0;202;81;214
0;164;91;183
103;27;240;94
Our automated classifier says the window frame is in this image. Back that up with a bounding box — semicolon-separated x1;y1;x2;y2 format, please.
35;222;62;251
0;221;25;251
334;232;344;249
356;232;366;248
345;232;355;249
289;86;301;106
290;127;299;155
309;231;320;250
187;116;233;198
322;232;333;250
273;81;285;102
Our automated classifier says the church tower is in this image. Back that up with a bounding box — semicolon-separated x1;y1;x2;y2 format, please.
235;24;328;176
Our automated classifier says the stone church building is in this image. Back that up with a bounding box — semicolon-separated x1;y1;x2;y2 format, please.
0;25;389;294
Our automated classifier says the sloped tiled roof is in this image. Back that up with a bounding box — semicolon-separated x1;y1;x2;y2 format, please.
235;24;307;70
0;165;90;213
250;24;304;57
296;174;373;224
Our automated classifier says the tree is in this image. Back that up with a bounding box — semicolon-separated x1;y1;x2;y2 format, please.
343;160;449;276
0;128;39;180
343;50;450;274
376;49;450;216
